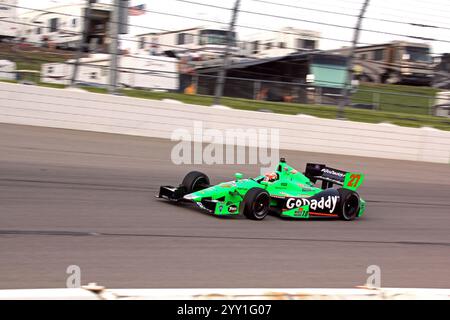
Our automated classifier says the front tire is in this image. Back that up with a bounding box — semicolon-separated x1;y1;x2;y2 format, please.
337;188;360;221
241;188;270;221
182;171;210;194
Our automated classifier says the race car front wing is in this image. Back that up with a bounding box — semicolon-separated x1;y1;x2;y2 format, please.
158;185;187;201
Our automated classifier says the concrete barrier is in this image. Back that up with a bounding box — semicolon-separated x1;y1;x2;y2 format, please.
0;286;449;300
0;82;449;163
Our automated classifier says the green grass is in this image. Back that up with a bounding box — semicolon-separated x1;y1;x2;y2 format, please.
0;54;68;71
352;83;439;115
0;79;17;84
0;45;73;71
38;82;66;89
81;87;108;94
0;79;66;88
359;83;440;95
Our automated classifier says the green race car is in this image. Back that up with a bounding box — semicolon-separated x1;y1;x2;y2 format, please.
158;158;365;221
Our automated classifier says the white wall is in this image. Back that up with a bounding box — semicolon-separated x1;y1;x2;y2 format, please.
1;287;450;300
0;82;449;163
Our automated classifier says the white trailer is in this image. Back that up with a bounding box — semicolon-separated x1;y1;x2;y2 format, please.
0;0;19;40
41;54;179;91
119;55;179;90
0;59;16;80
240;27;321;58
18;2;112;50
135;25;239;60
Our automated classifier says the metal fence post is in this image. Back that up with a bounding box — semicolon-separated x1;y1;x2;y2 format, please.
254;80;261;100
337;0;370;119
373;92;380;111
429;97;434;115
213;0;241;105
316;86;322;105
193;74;199;94
70;0;92;86
108;0;120;94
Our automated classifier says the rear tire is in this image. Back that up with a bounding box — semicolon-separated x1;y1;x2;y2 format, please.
241;188;270;221
337;188;360;221
182;171;210;194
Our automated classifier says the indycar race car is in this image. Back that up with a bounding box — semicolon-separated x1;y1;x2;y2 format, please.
157;158;365;221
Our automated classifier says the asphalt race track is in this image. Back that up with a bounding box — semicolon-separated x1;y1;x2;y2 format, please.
0;123;449;289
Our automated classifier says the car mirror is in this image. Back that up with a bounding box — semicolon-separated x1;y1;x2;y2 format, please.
235;173;243;180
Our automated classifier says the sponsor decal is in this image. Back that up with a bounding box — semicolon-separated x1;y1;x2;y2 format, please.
196;202;210;211
346;173;361;188
294;207;303;216
285;195;339;213
221;180;249;188
321;168;345;178
228;205;237;213
309;212;338;217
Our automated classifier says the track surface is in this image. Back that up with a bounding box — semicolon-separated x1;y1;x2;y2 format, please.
0;123;449;289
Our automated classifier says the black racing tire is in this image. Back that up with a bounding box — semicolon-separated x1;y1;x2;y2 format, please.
337;188;360;221
240;187;271;221
181;171;210;194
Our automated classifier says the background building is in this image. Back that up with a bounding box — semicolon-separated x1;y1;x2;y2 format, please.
17;2;112;51
0;0;19;41
135;25;239;60
328;41;434;85
434;53;450;89
239;27;320;58
196;52;348;104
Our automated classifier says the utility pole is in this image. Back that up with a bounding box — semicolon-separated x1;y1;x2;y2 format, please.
213;0;241;106
337;0;370;119
70;0;92;86
108;0;121;94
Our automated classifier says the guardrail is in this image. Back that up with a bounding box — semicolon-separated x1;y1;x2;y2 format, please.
0;82;449;163
0;285;449;300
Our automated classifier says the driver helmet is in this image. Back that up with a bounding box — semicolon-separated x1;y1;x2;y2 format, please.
264;172;278;182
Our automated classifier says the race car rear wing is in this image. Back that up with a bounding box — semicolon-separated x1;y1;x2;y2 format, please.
304;163;364;191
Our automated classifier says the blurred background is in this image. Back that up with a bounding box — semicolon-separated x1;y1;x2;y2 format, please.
0;0;450;129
